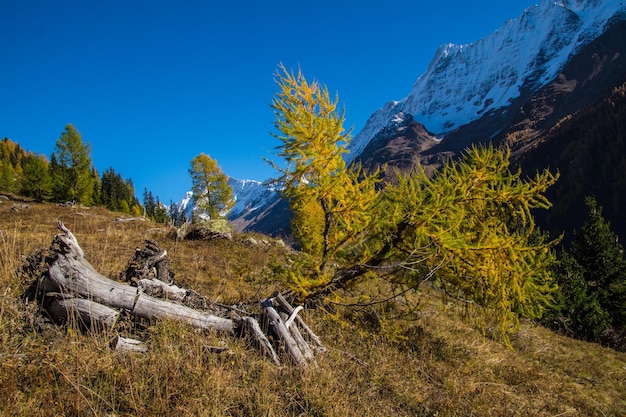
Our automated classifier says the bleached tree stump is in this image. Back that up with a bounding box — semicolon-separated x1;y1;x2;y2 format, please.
23;221;323;367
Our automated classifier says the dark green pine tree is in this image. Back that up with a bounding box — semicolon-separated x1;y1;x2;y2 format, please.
572;197;626;326
153;196;169;224
100;167;138;213
142;188;168;223
143;188;156;219
551;197;626;340
168;201;186;226
90;167;101;206
49;153;70;202
550;251;610;340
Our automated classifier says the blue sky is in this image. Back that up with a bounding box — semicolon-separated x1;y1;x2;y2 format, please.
1;1;530;204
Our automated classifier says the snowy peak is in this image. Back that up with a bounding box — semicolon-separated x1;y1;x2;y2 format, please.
174;178;278;224
228;178;278;219
347;0;626;160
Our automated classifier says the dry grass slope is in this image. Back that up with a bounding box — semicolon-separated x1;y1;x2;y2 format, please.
1;201;625;416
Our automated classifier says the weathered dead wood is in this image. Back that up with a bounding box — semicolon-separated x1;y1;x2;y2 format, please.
241;316;281;366
203;345;230;354
284;305;304;329
25;221;324;366
115;336;148;353
47;222;233;333
120;239;174;284
136;278;209;310
279;311;316;365
137;278;187;302
0;353;29;360
114;217;145;223
261;298;307;367
133;292;233;333
48;297;120;330
48;256;139;311
274;293;325;353
49;221;138;310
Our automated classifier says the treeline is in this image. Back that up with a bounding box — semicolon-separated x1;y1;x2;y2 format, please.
0;125;168;223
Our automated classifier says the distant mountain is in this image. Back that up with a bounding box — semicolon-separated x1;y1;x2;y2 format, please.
348;0;626;159
226;178;291;237
186;0;626;241
174;178;289;236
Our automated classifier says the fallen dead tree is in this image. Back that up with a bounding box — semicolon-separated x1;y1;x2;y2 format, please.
23;221;323;367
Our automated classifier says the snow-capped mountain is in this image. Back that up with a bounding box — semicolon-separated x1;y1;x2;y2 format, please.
228;178;279;219
347;0;626;160
174;178;279;230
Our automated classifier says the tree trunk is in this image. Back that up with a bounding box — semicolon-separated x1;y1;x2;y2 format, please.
48;256;139;311
47;297;120;330
132;292;233;333
261;298;308;367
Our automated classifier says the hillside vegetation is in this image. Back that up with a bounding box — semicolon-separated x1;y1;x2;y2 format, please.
1;201;625;416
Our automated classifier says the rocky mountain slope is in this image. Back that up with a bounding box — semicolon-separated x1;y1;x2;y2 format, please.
348;0;626;159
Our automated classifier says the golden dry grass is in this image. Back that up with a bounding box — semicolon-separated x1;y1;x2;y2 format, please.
1;201;625;416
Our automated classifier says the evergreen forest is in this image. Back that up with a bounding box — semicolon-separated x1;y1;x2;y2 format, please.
0;125;167;223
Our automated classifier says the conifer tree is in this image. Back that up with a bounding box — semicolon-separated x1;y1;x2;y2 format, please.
153;196;169;224
549;251;609;340
0;162;14;193
20;153;52;201
189;153;234;221
100;167;140;214
0;138;24;193
49;153;67;201
168;201;186;226
570;197;626;324
142;189;168;223
372;146;560;340
269;68;560;342
90;167;101;206
143;188;156;218
549;197;626;340
51;124;94;204
269;64;380;274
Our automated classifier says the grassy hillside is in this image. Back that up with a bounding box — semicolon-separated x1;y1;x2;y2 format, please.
1;200;625;416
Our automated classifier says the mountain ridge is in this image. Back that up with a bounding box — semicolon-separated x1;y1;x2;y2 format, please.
347;0;626;159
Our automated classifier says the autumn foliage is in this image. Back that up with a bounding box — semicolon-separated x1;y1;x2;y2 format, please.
269;66;561;342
